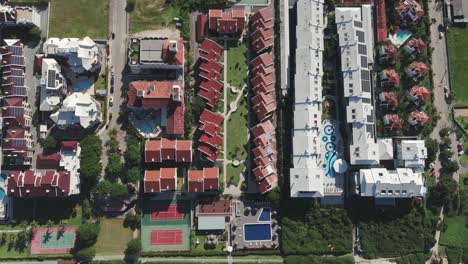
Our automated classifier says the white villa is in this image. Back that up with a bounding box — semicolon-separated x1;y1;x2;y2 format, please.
40;58;67;112
43;37;101;74
50;92;102;130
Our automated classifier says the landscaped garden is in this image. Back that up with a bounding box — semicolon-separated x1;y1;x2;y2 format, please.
226;40;248;92
226;163;244;186
49;0;109;39
447;26;468;106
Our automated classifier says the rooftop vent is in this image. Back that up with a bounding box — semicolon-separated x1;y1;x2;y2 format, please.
168;40;178;53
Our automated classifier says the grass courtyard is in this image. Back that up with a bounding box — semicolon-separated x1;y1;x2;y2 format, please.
226;163;245;186
448;26;468;106
49;0;108;39
440;216;468;249
226;40;248;90
95;218;133;255
226;94;249;161
130;0;181;33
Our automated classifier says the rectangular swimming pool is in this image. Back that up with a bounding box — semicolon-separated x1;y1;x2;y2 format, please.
244;224;271;241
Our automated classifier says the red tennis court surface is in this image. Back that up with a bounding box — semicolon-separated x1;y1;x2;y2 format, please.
150;204;184;220
150;230;183;245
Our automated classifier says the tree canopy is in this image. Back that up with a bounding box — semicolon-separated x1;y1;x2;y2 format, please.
76;222;100;247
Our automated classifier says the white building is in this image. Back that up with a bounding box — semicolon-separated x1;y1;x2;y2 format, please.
397;140;427;172
43;37;101;74
290;0;326;198
50;92;102;130
40;58;67;112
59;142;81;195
359;168;426;198
336;5;379;165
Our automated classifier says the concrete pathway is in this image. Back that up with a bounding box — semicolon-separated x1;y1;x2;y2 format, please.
223;38;229;191
92;255;284;263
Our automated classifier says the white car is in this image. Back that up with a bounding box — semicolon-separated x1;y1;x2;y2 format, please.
109;96;114;106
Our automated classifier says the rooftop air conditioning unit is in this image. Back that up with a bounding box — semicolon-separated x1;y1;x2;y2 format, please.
169;40;178;53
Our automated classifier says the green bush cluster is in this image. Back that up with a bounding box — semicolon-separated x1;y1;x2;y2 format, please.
94;180;129;199
80;135;103;185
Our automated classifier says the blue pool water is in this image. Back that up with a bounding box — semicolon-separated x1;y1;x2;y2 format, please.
0;188;5;200
396;30;412;44
321;123;339;178
258;208;271;222
244;224;271;241
73;79;93;92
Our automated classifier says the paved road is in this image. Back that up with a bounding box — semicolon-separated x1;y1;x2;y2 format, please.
428;0;459;183
99;0;129;174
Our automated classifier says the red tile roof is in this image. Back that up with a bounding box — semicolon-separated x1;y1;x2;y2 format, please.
396;0;424;23
144;168;177;193
257;174;277;194
251;73;274;91
250;28;274;53
251;120;275;140
195;199;232;216
379;91;399;110
7;170;72;197
408;111;429;126
381;69;400;86
409;85;431;101
144;170;161;193
61;141;78;152
199;79;223;93
384;114;403;131
407;61;429;77
250;53;274;76
166;102;185;135
376;0;387;42
381;45;397;64
199;133;223;148
128;81;183;108
250;8;273;31
209;9;245;34
198;86;222;108
161;38;184;65
36;154;61;169
188;167;219;192
405;38;426;54
188;170;204;192
197;143;220;162
199;39;223;61
199;109;224;126
199;122;222;137
197;14;208;39
145;139;192;163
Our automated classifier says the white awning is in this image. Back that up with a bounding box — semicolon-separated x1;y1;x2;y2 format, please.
197;216;226;230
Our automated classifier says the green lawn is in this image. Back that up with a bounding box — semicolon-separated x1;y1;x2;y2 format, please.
130;0;181;33
49;0;109;39
226;94;248;161
226;164;244;186
0;234;30;258
95;218;133;255
448;26;468;106
440;216;468;249
190;230;224;254
226;40;248;89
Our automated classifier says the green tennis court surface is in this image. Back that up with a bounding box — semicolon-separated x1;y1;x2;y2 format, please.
141;198;191;252
41;232;75;249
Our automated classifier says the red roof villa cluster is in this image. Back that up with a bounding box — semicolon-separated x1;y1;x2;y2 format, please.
250;53;276;121
188;167;219;192
251;120;278;193
144;138;192;163
197;109;224;162
249;8;274;54
144;168;177;193
208;9;245;34
7;141;81;197
197;39;224;108
1;39;33;166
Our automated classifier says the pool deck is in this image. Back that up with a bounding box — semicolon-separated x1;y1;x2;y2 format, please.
389;30;412;47
230;200;279;250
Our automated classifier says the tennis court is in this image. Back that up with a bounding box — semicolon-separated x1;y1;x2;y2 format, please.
150;204;184;221
150;229;183;245
141;198;191;252
31;227;76;255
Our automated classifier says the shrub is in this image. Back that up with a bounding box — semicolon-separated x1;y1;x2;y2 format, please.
80;135;103;183
75;246;96;261
76;223;100;247
124;136;141;166
126;0;136;12
82;199;92;220
107;153;123;176
125;239;142;256
123;213;141;230
126;166;141;184
42;135;57;153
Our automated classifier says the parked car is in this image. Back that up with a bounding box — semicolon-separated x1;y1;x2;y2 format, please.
109;96;114;106
439;31;444;39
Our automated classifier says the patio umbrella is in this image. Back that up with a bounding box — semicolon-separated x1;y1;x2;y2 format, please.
251;207;258;215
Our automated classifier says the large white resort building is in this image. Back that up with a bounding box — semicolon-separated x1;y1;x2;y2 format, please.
290;0;344;203
336;5;426;202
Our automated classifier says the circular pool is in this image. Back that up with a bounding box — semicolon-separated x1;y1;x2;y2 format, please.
324;125;335;135
325;142;336;152
322;136;328;143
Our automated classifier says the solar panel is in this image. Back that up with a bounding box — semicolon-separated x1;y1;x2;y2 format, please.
360;56;368;68
12;69;23;76
366;124;374;133
361;69;370;80
13;87;26;95
12;56;22;65
12;46;22;56
358;44;367;55
354;21;363;28
13;77;24;86
362;98;371;104
356;31;365;42
367;114;374;123
361;80;371;92
48;70;56;88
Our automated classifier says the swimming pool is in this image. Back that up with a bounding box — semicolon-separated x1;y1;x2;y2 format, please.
396;30;412;45
0;188;5;200
321;122;340;178
258;208;271;222
244;224;271;241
